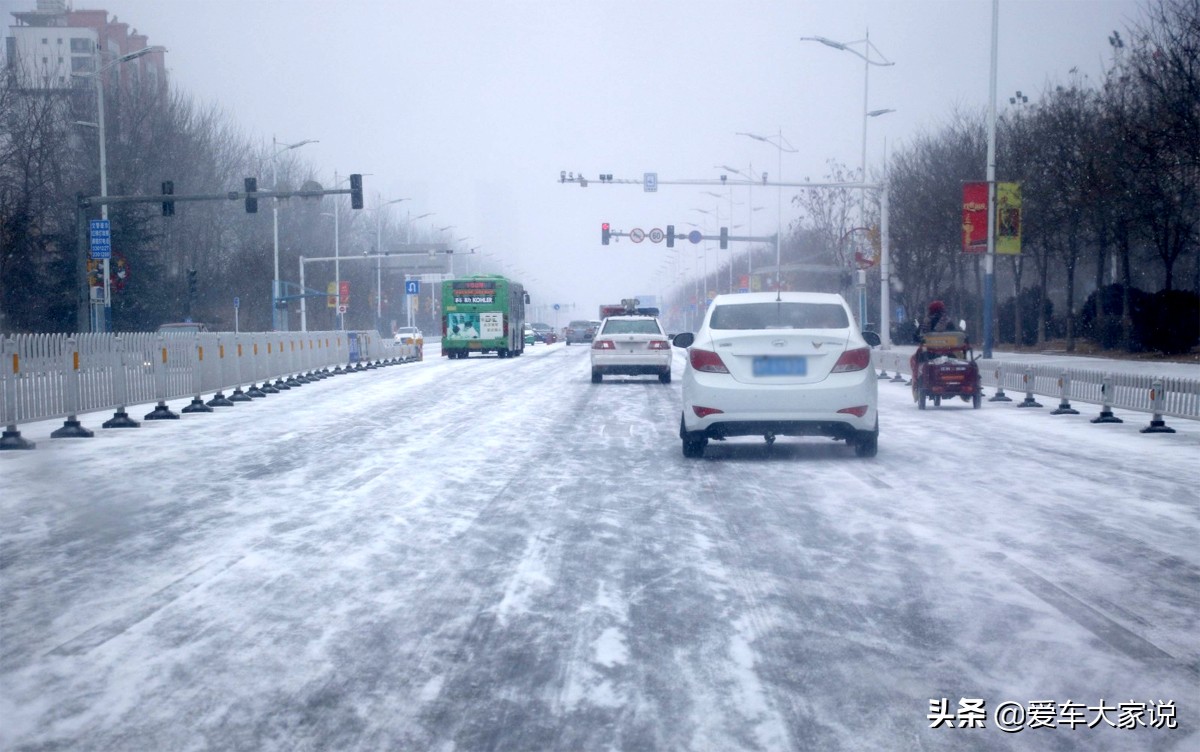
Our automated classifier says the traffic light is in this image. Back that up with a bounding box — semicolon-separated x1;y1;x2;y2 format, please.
666;225;675;248
244;177;257;213
719;226;729;250
187;268;197;295
601;222;611;245
349;173;364;209
161;181;175;216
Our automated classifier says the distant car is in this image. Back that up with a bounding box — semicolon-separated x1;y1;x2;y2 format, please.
590;314;672;384
394;326;424;347
523;325;537;346
529;322;556;344
157;322;210;335
564;320;596;345
673;291;881;459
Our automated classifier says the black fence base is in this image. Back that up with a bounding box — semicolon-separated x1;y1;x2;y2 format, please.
144;401;180;420
0;428;35;450
103;410;140;428
1090;410;1123;424
286;375;303;387
229;388;252;403
51;418;93;438
1017;395;1043;408
1140;419;1176;434
273;378;292;390
182;396;214;413
989;389;1014;402
1051;402;1080;416
247;384;267;398
207;392;235;407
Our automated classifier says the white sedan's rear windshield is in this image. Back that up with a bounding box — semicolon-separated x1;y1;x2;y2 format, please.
709;302;849;330
602;319;662;335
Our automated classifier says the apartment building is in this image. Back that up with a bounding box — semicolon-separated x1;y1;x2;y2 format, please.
5;0;166;92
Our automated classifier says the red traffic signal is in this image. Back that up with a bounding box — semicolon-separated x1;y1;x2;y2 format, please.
601;222;611;245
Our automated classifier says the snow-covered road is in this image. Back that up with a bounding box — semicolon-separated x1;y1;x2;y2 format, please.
2;341;1197;751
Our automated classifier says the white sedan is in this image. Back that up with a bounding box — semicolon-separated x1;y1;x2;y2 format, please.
673;291;881;458
590;315;673;384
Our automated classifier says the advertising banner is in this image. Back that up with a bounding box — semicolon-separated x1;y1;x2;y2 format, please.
327;282;337;308
452;280;496;305
961;182;988;253
446;312;482;339
996;182;1022;254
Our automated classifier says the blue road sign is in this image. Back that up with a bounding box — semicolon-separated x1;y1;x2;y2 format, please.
89;219;111;260
553;303;560;311
405;280;420;295
688;230;702;244
234;296;240;309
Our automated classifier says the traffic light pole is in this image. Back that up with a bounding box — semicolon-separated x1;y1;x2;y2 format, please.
572;173;892;348
77;177;365;333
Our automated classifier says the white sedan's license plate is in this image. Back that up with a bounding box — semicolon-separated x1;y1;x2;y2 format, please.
753;356;806;376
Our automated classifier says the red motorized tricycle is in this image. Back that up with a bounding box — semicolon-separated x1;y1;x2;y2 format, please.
910;331;982;410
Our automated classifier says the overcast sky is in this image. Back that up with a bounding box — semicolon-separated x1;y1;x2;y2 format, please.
7;0;1146;320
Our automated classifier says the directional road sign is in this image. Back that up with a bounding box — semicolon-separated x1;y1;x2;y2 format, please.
688;230;702;244
643;173;658;193
405;280;420;295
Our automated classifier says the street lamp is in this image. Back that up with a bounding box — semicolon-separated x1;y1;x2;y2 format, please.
73;44;166;332
799;33;894;223
736;131;796;292
270;137;318;331
330;170;372;329
375;196;410;331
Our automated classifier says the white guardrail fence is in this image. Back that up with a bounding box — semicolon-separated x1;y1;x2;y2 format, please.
872;349;1200;434
1;331;420;449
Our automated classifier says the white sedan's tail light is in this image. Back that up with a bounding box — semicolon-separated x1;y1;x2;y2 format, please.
647;340;671;350
689;348;729;374
592;339;616;350
831;346;871;373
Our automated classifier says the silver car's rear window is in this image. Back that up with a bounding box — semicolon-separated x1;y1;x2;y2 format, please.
602;319;662;335
709;302;848;330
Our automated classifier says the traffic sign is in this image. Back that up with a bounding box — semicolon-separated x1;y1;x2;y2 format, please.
89;219;111;260
337;304;348;314
233;296;240;309
405;280;420;295
648;228;664;244
688;230;702;244
629;228;646;243
643;172;658;192
553;303;560;311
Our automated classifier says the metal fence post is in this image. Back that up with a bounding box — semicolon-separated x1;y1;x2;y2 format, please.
102;334;139;427
229;336;252;402
0;337;35;449
50;337;93;437
1017;366;1043;408
1050;370;1080;415
1140;379;1176;434
207;335;235;406
1090;374;1123;424
989;363;1012;402
144;334;180;420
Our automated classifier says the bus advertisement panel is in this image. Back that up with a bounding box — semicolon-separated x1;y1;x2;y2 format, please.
441;275;528;359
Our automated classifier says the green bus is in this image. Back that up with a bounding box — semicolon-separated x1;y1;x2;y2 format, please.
441;275;530;359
